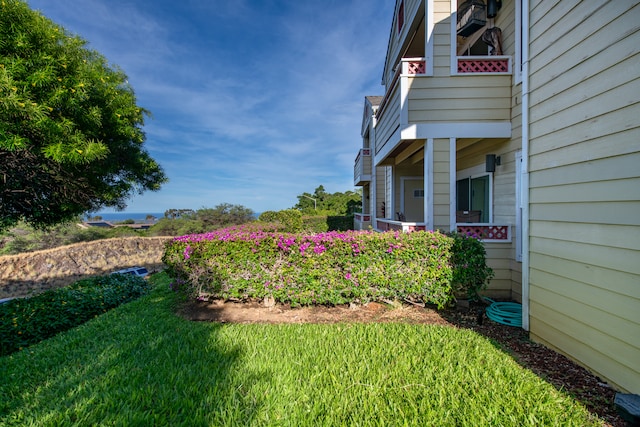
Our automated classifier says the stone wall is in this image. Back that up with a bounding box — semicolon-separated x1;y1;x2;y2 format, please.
0;236;171;299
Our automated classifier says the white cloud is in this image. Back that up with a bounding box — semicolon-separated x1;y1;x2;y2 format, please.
26;0;393;213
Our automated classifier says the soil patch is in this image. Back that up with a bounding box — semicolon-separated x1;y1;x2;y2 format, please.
178;298;625;426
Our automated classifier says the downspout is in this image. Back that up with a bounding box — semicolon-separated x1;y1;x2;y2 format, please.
371;113;378;230
521;0;531;331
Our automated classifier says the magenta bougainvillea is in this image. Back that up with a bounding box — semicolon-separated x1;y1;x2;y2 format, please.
163;224;491;308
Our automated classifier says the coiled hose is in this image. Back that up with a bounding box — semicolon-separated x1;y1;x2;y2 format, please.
484;298;522;327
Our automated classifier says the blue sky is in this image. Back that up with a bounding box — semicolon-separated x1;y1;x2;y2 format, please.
27;0;393;214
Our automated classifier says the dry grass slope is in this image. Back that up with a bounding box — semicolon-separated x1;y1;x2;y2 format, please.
0;236;171;299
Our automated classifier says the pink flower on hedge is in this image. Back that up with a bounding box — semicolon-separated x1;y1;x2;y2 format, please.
299;242;311;254
183;245;192;260
313;244;326;254
345;273;352;280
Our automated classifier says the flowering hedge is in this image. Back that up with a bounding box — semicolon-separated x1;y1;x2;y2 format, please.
163;225;491;309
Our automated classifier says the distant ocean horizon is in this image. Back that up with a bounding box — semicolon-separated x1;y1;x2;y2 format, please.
88;211;262;223
88;212;165;223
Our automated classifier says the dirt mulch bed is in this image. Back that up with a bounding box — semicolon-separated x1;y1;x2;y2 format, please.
178;298;626;426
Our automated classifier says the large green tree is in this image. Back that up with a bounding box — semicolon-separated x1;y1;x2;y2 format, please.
294;185;361;215
0;0;167;230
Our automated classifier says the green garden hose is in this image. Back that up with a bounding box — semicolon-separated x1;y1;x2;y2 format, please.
484;298;522;327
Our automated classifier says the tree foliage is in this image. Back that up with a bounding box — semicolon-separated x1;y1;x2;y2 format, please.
0;0;167;230
149;204;255;236
294;185;361;215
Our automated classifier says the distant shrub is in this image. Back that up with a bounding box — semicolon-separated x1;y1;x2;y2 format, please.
259;209;303;233
326;215;354;231
301;215;355;233
0;274;152;356
302;215;328;233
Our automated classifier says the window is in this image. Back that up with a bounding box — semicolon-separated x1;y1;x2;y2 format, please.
413;189;424;198
456;174;491;223
397;1;405;34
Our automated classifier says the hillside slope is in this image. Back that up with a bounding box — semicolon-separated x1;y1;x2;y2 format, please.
0;237;170;299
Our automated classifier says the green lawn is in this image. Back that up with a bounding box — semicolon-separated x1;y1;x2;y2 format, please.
0;273;602;426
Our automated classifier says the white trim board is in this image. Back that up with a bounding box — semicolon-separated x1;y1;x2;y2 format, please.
401;122;512;139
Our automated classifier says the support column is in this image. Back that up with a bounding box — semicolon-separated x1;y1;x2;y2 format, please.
424;139;434;230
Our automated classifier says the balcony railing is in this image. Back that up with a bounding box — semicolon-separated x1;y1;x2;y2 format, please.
456;224;511;242
376;58;426;123
354;212;372;231
375;219;426;232
456;56;511;74
354;148;372;186
373;220;510;242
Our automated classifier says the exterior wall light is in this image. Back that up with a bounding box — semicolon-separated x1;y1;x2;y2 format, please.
486;154;501;172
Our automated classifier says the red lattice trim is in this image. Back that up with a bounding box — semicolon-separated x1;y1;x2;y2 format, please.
457;225;509;240
407;60;426;74
457;58;509;73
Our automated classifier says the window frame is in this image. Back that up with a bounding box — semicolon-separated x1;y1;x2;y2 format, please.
397;0;405;34
456;164;494;224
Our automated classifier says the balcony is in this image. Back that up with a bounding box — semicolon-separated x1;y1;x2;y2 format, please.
354;148;372;186
374;57;512;158
354;212;372;231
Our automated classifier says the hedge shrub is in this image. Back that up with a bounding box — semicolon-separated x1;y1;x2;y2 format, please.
259;210;303;232
163;225;493;309
259;211;356;234
447;231;495;300
0;274;151;356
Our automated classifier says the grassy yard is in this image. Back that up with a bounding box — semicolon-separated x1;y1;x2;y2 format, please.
0;273;602;426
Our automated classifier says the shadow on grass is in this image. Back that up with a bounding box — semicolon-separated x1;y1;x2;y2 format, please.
439;303;624;426
0;281;266;425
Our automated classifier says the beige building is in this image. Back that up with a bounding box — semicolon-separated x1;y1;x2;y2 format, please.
354;0;639;394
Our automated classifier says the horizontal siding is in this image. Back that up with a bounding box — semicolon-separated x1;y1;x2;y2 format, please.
383;0;424;85
496;1;516;57
483;243;516;299
531;177;640;207
530;151;640;188
530;235;639;278
530;2;638;93
510;261;522;303
530;125;640;170
530;46;640;124
433;139;450;229
530;251;638;301
530;201;639;227
530;78;640;143
407;76;512;123
374;84;401;157
528;0;640;393
530;305;640;394
530;262;639;322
